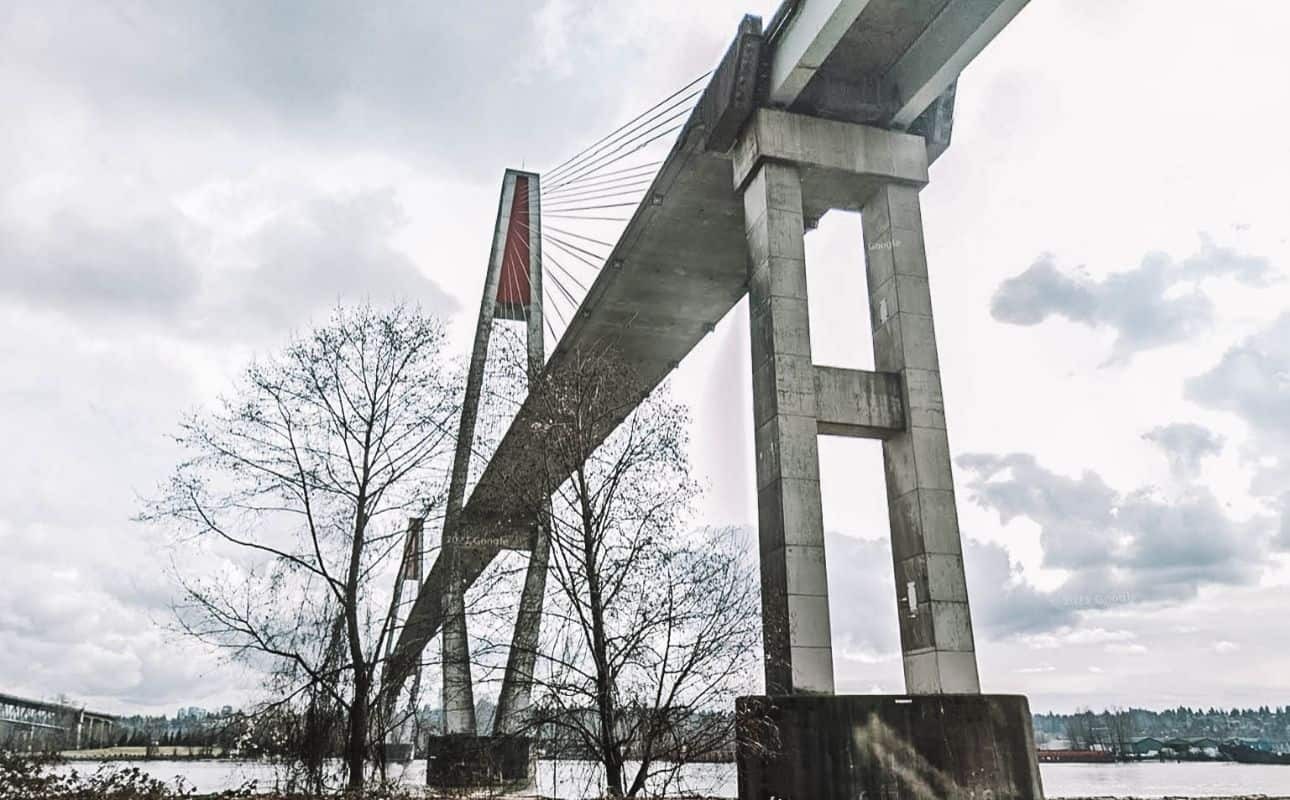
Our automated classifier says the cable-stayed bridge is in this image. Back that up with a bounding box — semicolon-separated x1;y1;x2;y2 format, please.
382;2;1044;796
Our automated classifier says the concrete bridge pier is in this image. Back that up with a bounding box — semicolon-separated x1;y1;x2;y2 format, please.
733;108;1043;799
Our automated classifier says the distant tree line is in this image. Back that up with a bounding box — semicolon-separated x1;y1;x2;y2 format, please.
123;701;1290;761
1034;705;1290;750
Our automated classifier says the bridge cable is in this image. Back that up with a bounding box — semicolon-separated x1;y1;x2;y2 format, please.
542;107;695;194
510;218;595;292
514;217;606;267
544;213;630;222
545;273;579;312
541;179;656;203
543;119;688;193
542;94;698;186
543;235;604;276
543;256;587;301
544;231;608;267
542;130;683;196
544;225;617;250
541;70;710;180
540;167;660;197
543;160;664;191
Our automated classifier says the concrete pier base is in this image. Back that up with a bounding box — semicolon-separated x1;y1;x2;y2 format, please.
736;694;1044;799
424;734;531;789
379;742;414;763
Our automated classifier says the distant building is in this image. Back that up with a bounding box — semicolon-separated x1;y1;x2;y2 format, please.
1233;737;1288;754
1162;737;1221;758
1128;737;1164;758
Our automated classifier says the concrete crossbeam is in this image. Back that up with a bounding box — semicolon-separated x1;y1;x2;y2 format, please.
813;365;904;438
862;182;980;694
732;109;927;223
744;161;835;696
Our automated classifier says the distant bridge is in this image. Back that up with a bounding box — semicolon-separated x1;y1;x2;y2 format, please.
0;691;117;750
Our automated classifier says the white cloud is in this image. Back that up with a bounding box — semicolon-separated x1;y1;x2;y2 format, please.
989;236;1275;365
1021;628;1137;650
1105;643;1149;656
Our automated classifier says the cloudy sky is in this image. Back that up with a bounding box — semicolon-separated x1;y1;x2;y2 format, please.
2;0;1289;716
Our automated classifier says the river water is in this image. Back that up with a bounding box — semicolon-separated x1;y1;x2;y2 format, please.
55;758;1290;797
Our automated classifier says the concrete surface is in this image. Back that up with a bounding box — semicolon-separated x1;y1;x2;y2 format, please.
862;181;980;694
743;160;835;696
736;694;1045;799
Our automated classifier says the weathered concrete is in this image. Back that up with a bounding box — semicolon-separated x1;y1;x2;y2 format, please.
862;181;980;694
732;108;928;219
736;694;1044;800
743;160;834;696
424;734;531;788
813;365;904;438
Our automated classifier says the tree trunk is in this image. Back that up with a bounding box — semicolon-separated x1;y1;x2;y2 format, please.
347;674;370;790
578;468;623;797
344;495;371;790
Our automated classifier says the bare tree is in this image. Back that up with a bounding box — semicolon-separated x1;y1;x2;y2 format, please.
145;304;459;791
1105;706;1135;758
1065;708;1104;752
500;344;760;798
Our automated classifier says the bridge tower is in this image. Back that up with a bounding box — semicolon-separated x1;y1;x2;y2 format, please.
431;168;549;784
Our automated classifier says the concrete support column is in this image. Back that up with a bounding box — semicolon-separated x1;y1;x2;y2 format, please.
743;161;834;696
494;521;550;733
861;183;980;694
441;576;477;733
